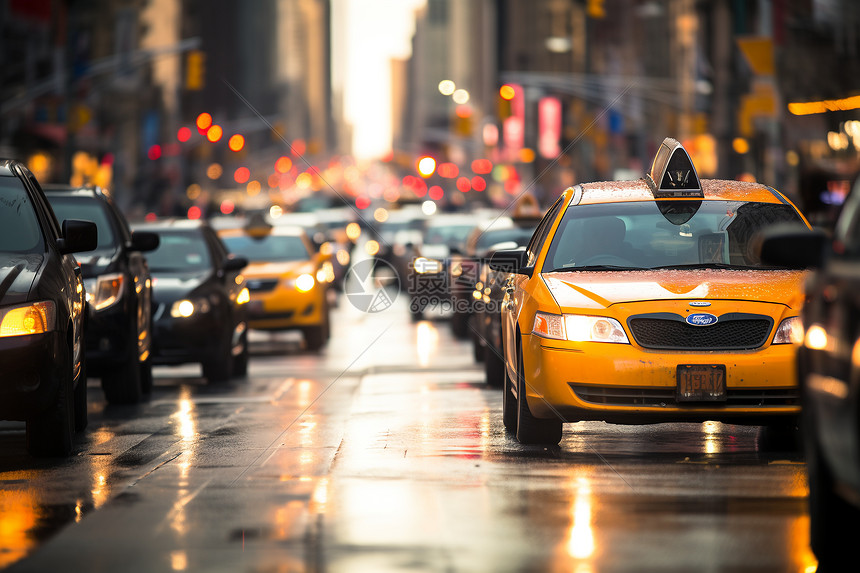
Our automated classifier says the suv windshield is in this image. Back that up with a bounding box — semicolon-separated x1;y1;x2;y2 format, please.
47;196;117;253
544;200;804;271
145;231;211;272
222;234;310;262
0;177;44;254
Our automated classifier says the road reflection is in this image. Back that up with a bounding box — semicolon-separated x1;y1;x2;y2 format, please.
0;484;38;569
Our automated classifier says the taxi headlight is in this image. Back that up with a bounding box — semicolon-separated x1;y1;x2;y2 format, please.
85;273;124;311
295;273;316;292
773;316;803;345
170;298;211;318
0;301;56;337
532;312;629;343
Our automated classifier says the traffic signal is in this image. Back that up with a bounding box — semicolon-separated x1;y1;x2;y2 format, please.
587;0;605;19
186;50;206;90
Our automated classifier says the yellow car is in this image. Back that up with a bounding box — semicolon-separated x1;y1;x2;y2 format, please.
219;221;333;351
491;138;811;445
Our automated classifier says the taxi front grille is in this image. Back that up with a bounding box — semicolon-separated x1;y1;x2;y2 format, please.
628;314;772;350
570;384;799;407
246;279;279;293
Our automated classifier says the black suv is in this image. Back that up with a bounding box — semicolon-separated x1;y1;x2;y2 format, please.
45;186;159;404
0;160;97;456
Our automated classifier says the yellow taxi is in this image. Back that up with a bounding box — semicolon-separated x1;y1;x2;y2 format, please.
218;218;334;351
491;138;811;445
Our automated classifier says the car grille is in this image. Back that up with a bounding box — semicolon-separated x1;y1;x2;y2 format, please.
246;278;279;293
628;313;773;350
570;384;799;408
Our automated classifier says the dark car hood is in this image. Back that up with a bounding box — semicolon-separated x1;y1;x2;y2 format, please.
0;253;43;305
150;271;211;302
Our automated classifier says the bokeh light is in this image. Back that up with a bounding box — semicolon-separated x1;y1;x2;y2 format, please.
207;163;223;180
234;166;250;184
196;113;212;131
438;80;456;96
228;134;245;152
206;124;223;142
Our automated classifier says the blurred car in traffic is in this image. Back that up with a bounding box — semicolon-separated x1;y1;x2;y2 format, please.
44;185;160;404
218;217;333;351
758;196;860;567
468;222;540;382
492;138;811;446
407;213;474;320
133;219;249;382
0;159;97;456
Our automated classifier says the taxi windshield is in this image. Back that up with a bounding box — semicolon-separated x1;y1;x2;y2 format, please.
222;234;310;263
543;200;804;272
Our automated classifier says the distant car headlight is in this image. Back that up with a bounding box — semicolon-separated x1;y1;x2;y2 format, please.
170;298;211;318
413;257;443;274
0;301;57;337
532;311;629;343
773;316;803;345
236;287;250;305
85;273;124;311
295;273;316;292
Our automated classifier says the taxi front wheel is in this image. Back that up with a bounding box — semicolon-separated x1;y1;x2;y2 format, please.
514;342;562;445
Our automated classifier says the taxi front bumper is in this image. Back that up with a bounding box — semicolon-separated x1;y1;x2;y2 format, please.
521;334;799;425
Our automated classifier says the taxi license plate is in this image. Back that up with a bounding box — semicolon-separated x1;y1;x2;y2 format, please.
676;365;726;402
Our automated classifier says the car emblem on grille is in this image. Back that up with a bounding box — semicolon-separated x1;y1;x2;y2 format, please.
689;301;711;307
686;313;718;326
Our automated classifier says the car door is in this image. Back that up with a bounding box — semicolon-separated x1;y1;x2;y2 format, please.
501;195;565;380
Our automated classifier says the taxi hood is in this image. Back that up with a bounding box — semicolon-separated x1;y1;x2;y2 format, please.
242;260;314;278
542;269;806;311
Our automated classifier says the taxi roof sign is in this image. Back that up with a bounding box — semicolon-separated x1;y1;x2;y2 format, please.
645;137;703;198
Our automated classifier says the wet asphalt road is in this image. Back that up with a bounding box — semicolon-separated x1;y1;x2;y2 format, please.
0;290;816;572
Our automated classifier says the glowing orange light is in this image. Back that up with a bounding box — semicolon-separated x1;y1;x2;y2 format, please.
471;176;486;191
456;177;471;192
177;127;192;142
788;95;860;116
429;186;444;201
196;113;212;131
438;162;459;178
246;180;261;195
275;156;292;173
455;105;472;118
206;125;223;142
267;173;279;188
500;85;516;100
234;166;250;184
187;206;202;220
291;139;307;156
220;199;235;215
471;159;493;174
228;134;245;152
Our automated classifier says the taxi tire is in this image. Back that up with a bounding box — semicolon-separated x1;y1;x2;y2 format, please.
515;343;562;446
140;358;154;394
502;362;517;431
27;339;75;457
304;325;326;352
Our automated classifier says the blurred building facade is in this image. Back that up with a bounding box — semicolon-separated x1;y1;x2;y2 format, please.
393;0;860;220
0;0;333;217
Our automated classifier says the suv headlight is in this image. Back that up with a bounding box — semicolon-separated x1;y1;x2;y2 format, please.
0;301;57;337
773;316;803;345
170;298;211;318
85;273;124;311
533;311;630;343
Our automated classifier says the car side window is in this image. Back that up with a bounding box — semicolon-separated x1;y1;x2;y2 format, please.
525;196;564;267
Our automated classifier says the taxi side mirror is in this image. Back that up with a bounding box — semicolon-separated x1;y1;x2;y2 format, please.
489;248;531;276
756;223;828;269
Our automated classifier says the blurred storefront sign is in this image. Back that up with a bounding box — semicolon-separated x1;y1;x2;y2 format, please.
538;97;562;159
